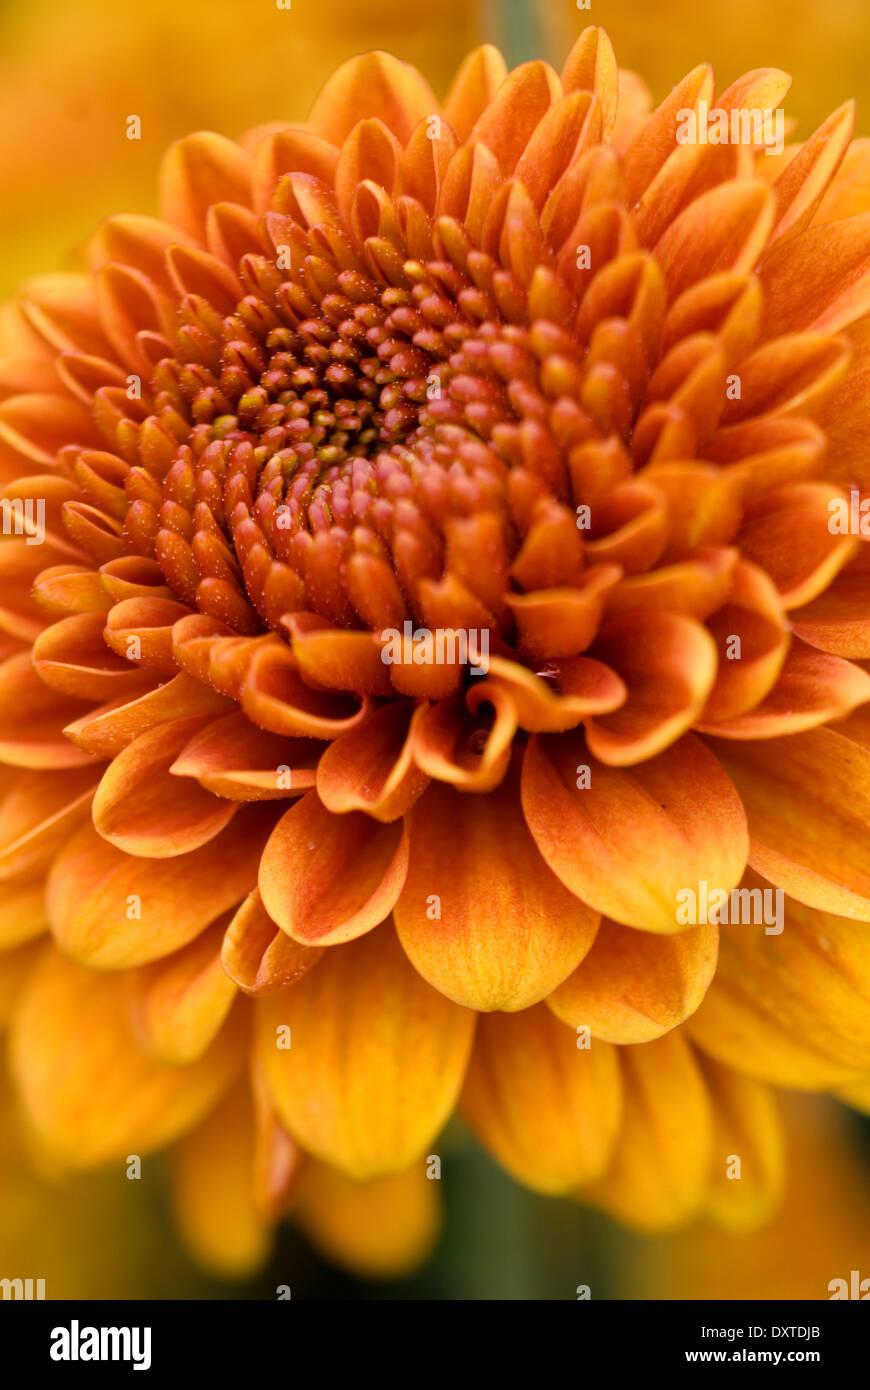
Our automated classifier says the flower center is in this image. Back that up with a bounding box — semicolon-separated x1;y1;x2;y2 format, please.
125;244;597;641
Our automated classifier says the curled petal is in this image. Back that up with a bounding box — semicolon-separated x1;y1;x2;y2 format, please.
242;639;371;739
33;612;154;700
505;565;622;660
738;482;857;608
410;681;516;793
483;652;626;733
697;641;870;739
64;672;232;760
317;701;429;821
586;611;718;764
221;889;323;997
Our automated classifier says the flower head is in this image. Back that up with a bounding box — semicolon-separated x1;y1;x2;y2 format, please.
2;27;870;1275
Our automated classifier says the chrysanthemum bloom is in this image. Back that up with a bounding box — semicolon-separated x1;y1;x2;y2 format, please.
2;26;870;1277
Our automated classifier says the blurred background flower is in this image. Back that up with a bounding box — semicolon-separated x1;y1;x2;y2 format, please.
1;0;869;1299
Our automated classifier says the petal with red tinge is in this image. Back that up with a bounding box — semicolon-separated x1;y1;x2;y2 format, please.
259;792;408;946
522;732;748;932
395;757;599;1010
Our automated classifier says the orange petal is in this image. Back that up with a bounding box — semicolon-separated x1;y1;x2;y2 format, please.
580;1032;713;1230
284;614;393;697
316;700;429;821
251;127;340;214
699;558;790;723
699;1055;785;1232
522;731;748;932
64;672;232;759
221;888;323;997
32;612;154;702
104;596;193;674
505;565;622;661
0;939;42;1028
0;652;100;769
624;63;713;205
697;641;870;739
763;211;870;336
308;52;437;146
586;611;717;764
483;652;626;733
171;1082;271;1277
259;792;408;946
159;132;251;242
294;1158;441;1279
394;757;599;1011
9;945;244;1166
257;922;474;1178
460;1005;622;1194
0;766;97;883
561;26;618;136
242;638;371;739
93;715;237;855
792;539;870;657
0;876;48;948
409;681;516;793
127;918;237;1065
737;481;856;608
548;918;718;1043
689;876;870;1085
654;181;774;299
171;709;320;801
48;805;274;967
443;45;508;142
815;135;870;223
469;61;562;176
708;726;870;919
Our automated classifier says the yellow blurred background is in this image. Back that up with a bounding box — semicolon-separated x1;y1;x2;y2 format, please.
1;0;869;295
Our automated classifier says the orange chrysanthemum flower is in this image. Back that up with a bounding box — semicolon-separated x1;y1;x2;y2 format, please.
2;26;870;1277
